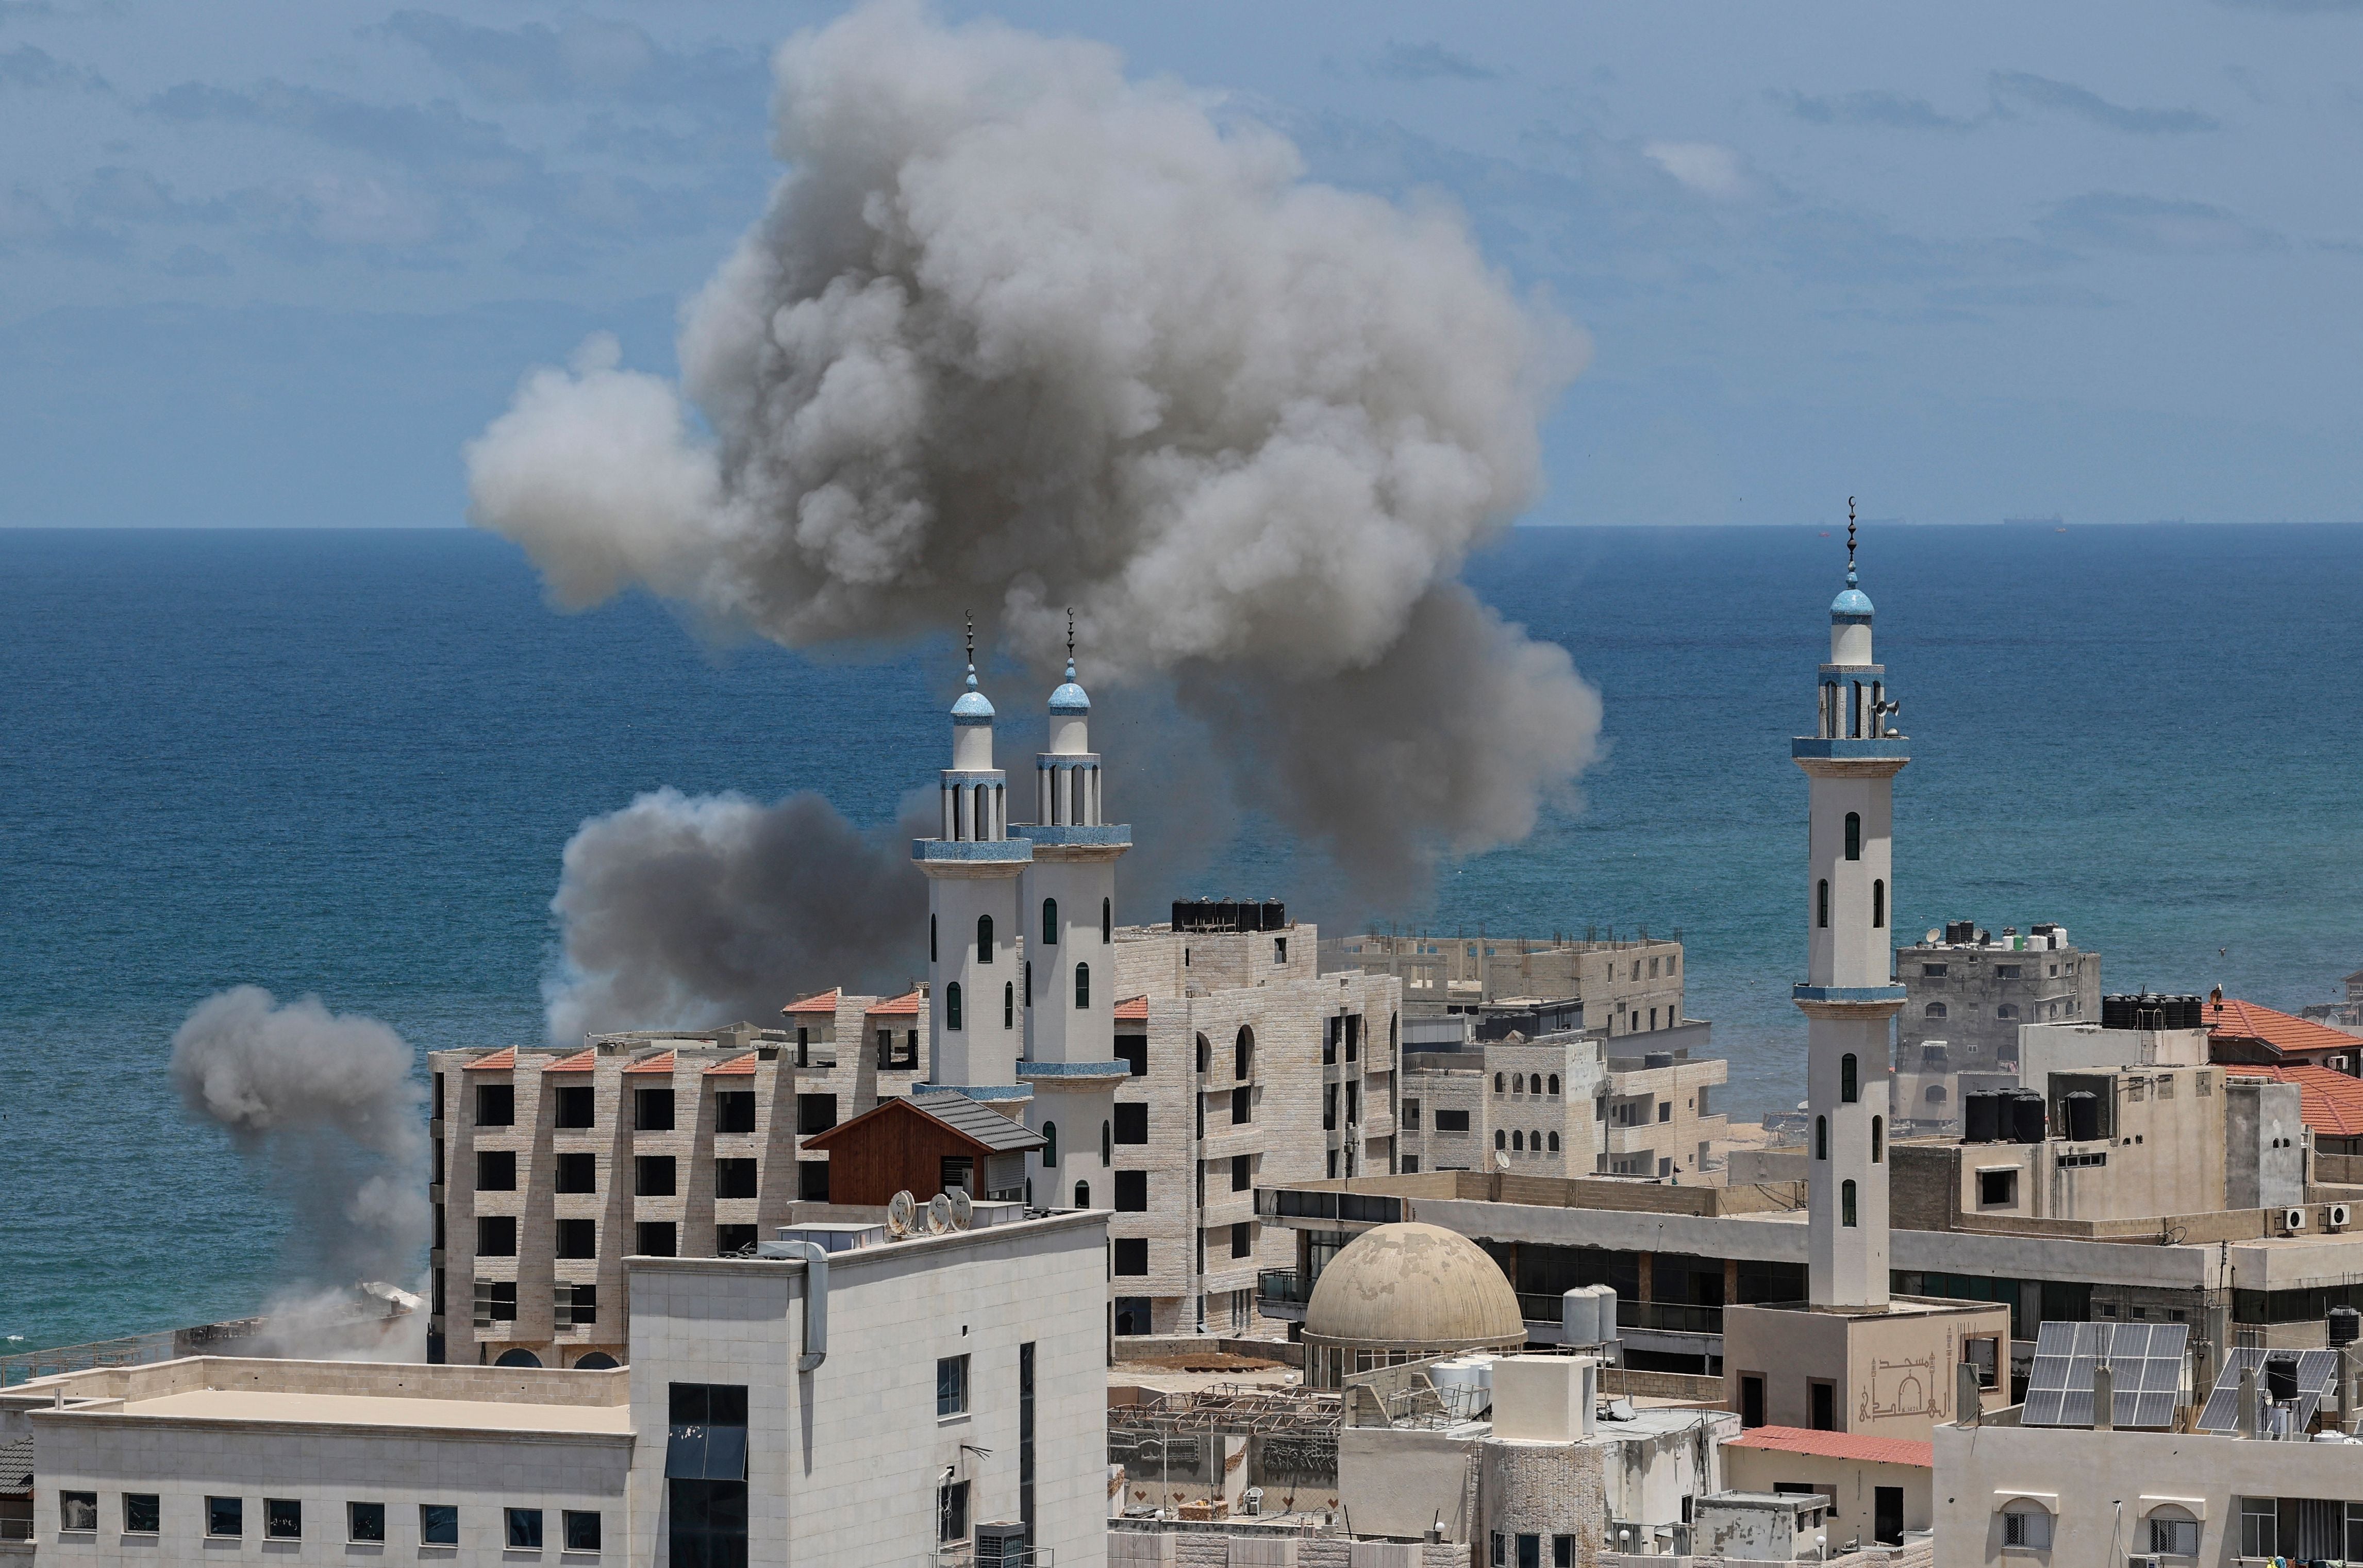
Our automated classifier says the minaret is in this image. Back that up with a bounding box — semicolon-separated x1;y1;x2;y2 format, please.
1012;612;1134;1207
1792;507;1907;1309
912;618;1031;1093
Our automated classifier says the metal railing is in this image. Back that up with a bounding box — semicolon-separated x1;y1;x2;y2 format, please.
1258;1270;1310;1307
1516;1295;1723;1335
0;1519;33;1543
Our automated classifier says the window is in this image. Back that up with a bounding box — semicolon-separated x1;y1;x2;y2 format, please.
1817;879;1829;928
798;1160;830;1200
977;914;995;962
1841;1053;1858;1103
564;1511;603;1552
1872;879;1886;928
1113;1103;1148;1144
1512;1130;1523;1151
1403;1098;1421;1128
930;913;938;962
2003;1505;2053;1550
1114;1171;1148;1210
1844;811;1861;860
555;1085;594;1128
207;1497;243;1539
636;1221;677;1256
937;1354;970;1417
1841;1179;1858;1228
1230;1221;1254;1258
1548;1132;1560;1152
1041;1121;1058;1167
2149;1514;2198;1557
1074;1180;1091;1208
1492;1533;1507;1567
264;1499;301;1540
636;1155;677;1196
564;1283;598;1324
713;1222;756;1255
1232;1155;1251;1191
715;1091;756;1134
1871;1116;1883;1163
938;1480;970;1544
554;1150;597;1193
1518;1536;1542;1568
1996;1003;2018;1021
1809;1380;1835;1431
1547;1075;1559;1095
1101;1120;1112;1162
506;1508;544;1549
478;1279;519;1321
2239;1498;2275;1559
1004;980;1014;1028
1922;962;1949;977
478;1215;517;1256
1494;1072;1505;1093
1555;1537;1579;1568
125;1494;160;1534
476;1082;514;1126
1113;1035;1147;1076
1236;1027;1254;1080
1196;1033;1211;1074
634;1088;674;1132
1074;962;1090;1009
715;1157;758;1199
476;1149;516;1191
1995;964;2022;980
557;1217;597;1258
796;1093;838;1135
1042;897;1058;945
1979;1169;2017;1206
1232;1087;1251;1125
1658;1100;1671;1123
60;1492;96;1531
1113;1238;1149;1274
1496;1129;1507;1149
421;1505;459;1546
946;981;963;1030
1925;1001;1949;1019
1435;1109;1470;1132
1104;896;1113;942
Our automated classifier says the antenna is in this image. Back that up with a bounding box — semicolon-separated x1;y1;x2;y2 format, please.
887;1190;918;1238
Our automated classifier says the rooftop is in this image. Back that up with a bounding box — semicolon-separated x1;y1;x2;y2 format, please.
2208;997;2361;1058
2233;1063;2363;1139
80;1388;635;1437
1725;1424;1933;1468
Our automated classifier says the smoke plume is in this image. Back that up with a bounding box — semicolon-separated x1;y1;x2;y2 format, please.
544;787;931;1040
170;987;430;1298
468;0;1600;903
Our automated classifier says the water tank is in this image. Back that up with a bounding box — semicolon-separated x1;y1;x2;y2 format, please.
1944;920;1977;945
1560;1286;1601;1346
2062;1091;2101;1143
2177;993;2203;1029
2009;1090;2046;1144
1261;899;1288;930
1594;1286;1619;1340
2266;1355;2300;1404
2102;994;2131;1030
2331;1307;2360;1347
1963;1092;2001;1145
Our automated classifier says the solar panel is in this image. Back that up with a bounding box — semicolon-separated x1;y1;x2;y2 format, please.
2194;1347;2340;1434
2021;1320;2189;1428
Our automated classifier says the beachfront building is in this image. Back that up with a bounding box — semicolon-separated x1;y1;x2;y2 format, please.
1892;922;2101;1126
1323;930;1688;1040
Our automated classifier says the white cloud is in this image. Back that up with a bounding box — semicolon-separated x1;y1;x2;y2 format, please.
1642;139;1746;198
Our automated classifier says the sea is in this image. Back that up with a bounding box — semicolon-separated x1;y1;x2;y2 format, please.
2;522;2359;1354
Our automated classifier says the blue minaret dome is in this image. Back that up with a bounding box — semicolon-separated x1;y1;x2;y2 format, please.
1830;505;1873;622
1049;655;1090;716
952;616;995;726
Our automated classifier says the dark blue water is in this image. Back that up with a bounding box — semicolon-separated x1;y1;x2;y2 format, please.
3;523;2358;1351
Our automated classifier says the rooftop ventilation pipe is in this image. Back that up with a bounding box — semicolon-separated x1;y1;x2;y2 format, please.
775;1239;829;1371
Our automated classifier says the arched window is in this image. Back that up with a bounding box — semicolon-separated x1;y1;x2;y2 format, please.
2146;1506;2198;1558
1816;1115;1828;1160
573;1351;618;1370
1235;1027;1253;1080
1841;1053;1859;1103
1196;1033;1210;1075
1004;981;1014;1029
1925;1002;1948;1020
1074;1180;1090;1209
1547;1131;1560;1153
1844;811;1861;860
1817;880;1830;928
1841;1179;1858;1228
494;1348;542;1368
1872;879;1886;928
930;914;938;963
1494;1073;1505;1093
1529;1074;1542;1094
1530;1129;1542;1153
1872;1115;1884;1163
1024;960;1033;1004
1102;896;1112;943
1548;1075;1559;1095
1074;962;1090;1009
1100;1121;1111;1163
1512;1130;1524;1151
1042;1122;1058;1167
946;982;963;1031
1997;1004;2019;1020
1495;1129;1506;1150
2002;1505;2053;1552
1042;898;1058;946
977;914;994;962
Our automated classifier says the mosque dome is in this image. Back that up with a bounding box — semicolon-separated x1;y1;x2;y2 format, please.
1047;659;1090;716
951;677;995;726
1831;586;1874;619
1302;1223;1525;1383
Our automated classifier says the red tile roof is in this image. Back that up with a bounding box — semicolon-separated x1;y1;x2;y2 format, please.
541;1047;597;1073
705;1052;759;1076
783;988;842;1015
464;1047;517;1072
2206;998;2361;1059
1724;1426;1933;1469
622;1049;677;1075
2235;1064;2363;1140
1113;995;1150;1023
866;990;922;1017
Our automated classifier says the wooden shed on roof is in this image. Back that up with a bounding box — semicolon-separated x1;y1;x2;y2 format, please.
801;1093;1043;1206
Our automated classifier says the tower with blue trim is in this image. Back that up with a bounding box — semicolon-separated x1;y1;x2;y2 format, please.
1792;507;1908;1308
913;619;1032;1095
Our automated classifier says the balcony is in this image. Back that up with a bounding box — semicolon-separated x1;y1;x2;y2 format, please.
1256;1189;1404;1224
1257;1269;1310;1308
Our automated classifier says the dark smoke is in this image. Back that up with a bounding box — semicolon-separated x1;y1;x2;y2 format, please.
468;0;1602;907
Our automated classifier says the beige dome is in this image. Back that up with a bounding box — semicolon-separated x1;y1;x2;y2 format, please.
1303;1222;1525;1349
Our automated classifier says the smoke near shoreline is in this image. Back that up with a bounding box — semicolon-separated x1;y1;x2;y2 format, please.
469;0;1603;916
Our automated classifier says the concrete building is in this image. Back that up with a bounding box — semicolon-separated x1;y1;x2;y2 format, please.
1324;931;1689;1041
2;1205;1110;1566
1720;1426;1932;1553
426;1004;924;1368
1893;923;2100;1126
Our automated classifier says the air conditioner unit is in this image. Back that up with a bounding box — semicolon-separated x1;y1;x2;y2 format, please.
975;1521;1029;1567
2283;1208;2309;1234
2329;1204;2353;1231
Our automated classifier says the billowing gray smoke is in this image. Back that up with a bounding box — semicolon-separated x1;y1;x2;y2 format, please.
170;987;429;1293
469;0;1601;911
545;788;931;1040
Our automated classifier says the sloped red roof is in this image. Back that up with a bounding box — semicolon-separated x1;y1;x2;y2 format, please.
623;1049;677;1075
1725;1426;1932;1468
867;990;922;1017
705;1052;759;1076
464;1047;517;1072
1113;994;1150;1023
783;988;842;1015
2207;998;2360;1059
2237;1064;2363;1140
541;1047;597;1073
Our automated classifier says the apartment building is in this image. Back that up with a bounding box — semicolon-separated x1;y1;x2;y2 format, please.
1893;921;2100;1124
425;994;926;1367
1323;930;1688;1039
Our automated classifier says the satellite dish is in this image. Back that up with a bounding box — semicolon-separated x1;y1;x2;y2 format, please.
946;1186;973;1231
887;1191;918;1238
1492;1150;1510;1172
927;1193;954;1233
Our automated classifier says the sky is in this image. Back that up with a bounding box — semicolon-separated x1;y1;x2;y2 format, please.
3;1;2360;530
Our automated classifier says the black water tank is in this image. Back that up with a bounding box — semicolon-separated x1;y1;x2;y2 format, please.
1944;920;1977;945
1644;1051;1675;1070
2178;993;2203;1029
1963;1092;2000;1144
2063;1091;2101;1143
2102;994;2130;1030
1262;899;1287;930
2331;1307;2360;1347
2010;1090;2047;1144
2266;1355;2299;1404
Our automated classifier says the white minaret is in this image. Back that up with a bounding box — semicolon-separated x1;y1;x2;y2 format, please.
912;619;1031;1093
1013;613;1133;1207
1793;508;1907;1309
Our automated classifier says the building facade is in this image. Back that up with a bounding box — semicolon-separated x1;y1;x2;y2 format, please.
1324;931;1687;1039
1893;922;2100;1125
1396;1031;1726;1180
